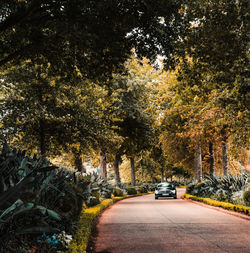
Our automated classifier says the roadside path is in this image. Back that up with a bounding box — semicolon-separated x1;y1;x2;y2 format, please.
92;189;250;253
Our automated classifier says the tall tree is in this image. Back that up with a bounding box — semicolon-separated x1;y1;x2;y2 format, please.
110;56;156;185
181;0;249;161
0;59;66;156
209;142;215;176
0;58;112;165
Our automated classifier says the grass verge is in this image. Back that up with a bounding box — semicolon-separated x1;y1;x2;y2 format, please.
65;193;150;253
183;193;250;216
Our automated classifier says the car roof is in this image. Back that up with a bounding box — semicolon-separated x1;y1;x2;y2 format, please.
157;182;173;186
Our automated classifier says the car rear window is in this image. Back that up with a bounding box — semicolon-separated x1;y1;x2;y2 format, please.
157;183;174;188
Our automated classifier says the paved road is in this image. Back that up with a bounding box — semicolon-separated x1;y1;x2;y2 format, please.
93;189;250;253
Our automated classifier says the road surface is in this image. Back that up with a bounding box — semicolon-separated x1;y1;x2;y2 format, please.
92;189;250;253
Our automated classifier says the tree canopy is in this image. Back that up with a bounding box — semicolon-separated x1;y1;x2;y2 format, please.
0;0;249;184
0;0;185;80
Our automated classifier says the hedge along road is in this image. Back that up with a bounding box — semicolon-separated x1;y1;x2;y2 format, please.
91;188;250;253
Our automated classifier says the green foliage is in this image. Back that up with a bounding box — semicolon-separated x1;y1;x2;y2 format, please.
141;183;157;192
183;0;249;113
186;184;195;194
171;180;190;187
153;0;249;180
184;194;250;216
88;190;100;207
0;142;90;252
66;199;114;253
84;172;114;206
136;186;148;194
0;0;185;79
108;56;159;185
193;182;207;196
0;60;112;159
187;172;250;205
126;187;137;195
113;188;124;197
243;190;250;207
135;149;162;183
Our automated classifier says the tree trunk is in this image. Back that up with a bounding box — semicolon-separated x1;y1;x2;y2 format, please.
100;150;107;178
193;152;197;182
113;154;121;186
165;174;168;182
142;169;145;182
194;142;202;182
222;137;229;176
39;119;46;156
160;168;164;182
130;157;136;186
150;173;154;183
74;152;84;172
209;142;215;176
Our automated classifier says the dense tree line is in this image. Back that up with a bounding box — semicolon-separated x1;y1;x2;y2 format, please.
0;0;249;184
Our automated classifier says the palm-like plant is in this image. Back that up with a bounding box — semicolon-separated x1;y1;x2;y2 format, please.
0;143;92;251
187;172;249;203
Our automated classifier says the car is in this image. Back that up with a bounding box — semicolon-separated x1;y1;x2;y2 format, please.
155;182;177;199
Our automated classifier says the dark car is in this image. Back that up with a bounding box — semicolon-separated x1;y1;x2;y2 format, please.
155;182;177;199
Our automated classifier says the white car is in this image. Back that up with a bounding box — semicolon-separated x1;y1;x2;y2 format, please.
155;182;177;199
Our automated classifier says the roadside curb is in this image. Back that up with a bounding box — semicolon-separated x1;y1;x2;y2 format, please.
182;197;250;221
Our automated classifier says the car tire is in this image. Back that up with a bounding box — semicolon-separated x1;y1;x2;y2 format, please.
174;195;177;199
155;196;158;200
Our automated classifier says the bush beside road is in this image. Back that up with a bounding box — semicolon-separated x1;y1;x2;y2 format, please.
184;193;250;216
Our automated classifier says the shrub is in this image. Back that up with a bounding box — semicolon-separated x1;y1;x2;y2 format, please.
194;182;205;189
194;182;206;196
113;187;124;197
101;191;112;199
88;189;100;207
231;190;245;205
186;183;195;194
210;190;230;202
85;172;114;201
143;183;157;191
171;180;186;187
184;194;250;216
66;198;114;253
186;172;250;205
203;173;249;199
136;186;148;193
0;143;93;252
243;190;250;206
126;187;137;195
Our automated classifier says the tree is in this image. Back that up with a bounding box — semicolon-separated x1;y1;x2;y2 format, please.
0;58;111;170
155;0;249;177
0;0;185;80
0;0;188;176
110;56;157;185
180;0;249;171
150;146;168;183
1;59;66;156
136;150;160;183
183;0;249;110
